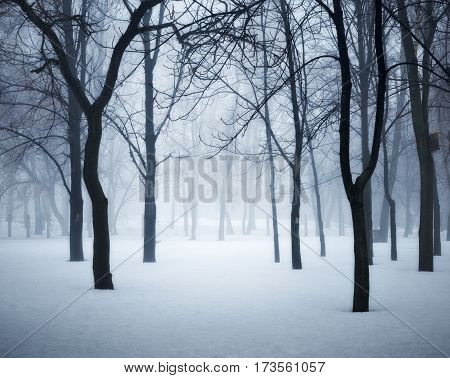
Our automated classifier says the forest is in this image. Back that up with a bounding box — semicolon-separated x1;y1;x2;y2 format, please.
0;0;449;358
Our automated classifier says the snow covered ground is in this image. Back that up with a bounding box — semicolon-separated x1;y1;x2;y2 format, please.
0;223;449;357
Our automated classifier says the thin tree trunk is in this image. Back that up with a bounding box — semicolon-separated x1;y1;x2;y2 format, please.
397;0;434;271
261;8;280;262
7;190;13;238
83;111;113;289
241;201;247;235
24;194;31;238
280;0;303;269
308;142;326;256
47;180;66;236
63;0;84;261
33;184;44;235
382;120;397;261
356;0;374;265
141;6;164;263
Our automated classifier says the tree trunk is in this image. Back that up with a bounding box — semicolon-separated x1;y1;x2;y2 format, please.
33;184;44;235
241;202;247;235
24;195;31;238
7;190;13;238
47;180;66;236
324;0;387;312
83;111;113;289
433;165;441;256
356;0;374;265
351;195;370;312
280;0;303;270
377;198;389;243
382;124;397;261
143;147;157;262
447;211;450;241
141;6;164;262
291;165;302;269
64;0;84;261
261;7;280;262
43;195;51;239
68;97;84;260
397;0;434;271
308;141;326;256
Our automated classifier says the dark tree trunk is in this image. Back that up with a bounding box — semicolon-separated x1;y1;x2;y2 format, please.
280;0;303;269
382;123;397;261
351;196;370;312
83;111;113;289
68;88;84;262
321;0;387;311
291;166;302;269
377;55;404;245
397;0;434;272
141;6;164;263
143;147;157;262
63;0;85;261
355;0;374;265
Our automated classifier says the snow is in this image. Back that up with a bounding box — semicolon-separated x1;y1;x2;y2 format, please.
0;223;449;357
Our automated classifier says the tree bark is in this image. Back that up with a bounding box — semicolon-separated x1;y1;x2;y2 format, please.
351;196;370;312
280;0;303;269
261;9;281;262
355;0;374;264
397;0;434;271
83;111;113;289
319;0;387;311
63;0;84;261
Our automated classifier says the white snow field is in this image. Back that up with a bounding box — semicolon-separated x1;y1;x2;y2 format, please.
0;225;449;358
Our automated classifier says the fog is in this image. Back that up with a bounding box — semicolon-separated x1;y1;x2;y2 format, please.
0;0;449;358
